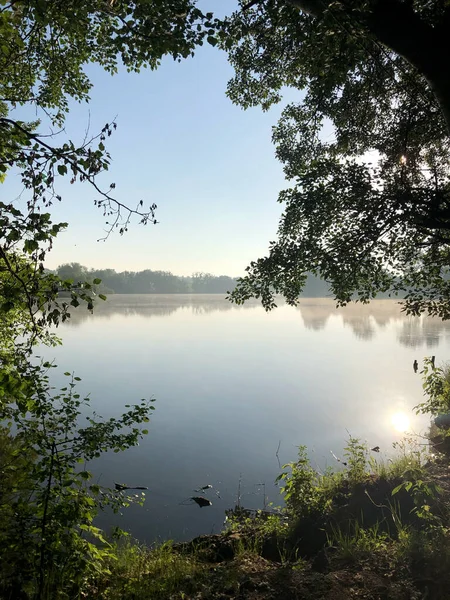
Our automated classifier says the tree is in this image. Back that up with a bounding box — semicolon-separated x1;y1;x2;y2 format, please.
223;0;450;317
0;0;226;359
0;4;211;594
56;263;88;283
191;272;238;293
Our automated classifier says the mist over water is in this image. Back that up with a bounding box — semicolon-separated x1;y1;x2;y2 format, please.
40;295;450;542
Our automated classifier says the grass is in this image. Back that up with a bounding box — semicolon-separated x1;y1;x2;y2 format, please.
92;540;206;600
369;437;428;479
326;521;390;563
233;534;263;558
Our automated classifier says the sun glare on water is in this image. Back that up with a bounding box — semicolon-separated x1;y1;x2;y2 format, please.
391;412;411;433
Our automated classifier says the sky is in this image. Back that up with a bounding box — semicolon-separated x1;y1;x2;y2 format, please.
4;3;303;277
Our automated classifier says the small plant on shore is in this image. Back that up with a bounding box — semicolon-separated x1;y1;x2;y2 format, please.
233;534;263;558
257;513;289;538
367;435;429;484
392;470;443;528
416;357;450;416
344;435;369;484
276;446;331;518
327;521;389;564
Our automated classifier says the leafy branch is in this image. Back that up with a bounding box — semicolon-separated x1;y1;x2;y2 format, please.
0;116;158;238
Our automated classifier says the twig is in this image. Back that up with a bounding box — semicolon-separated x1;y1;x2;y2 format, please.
82;110;92;147
237;473;242;508
0;117;157;239
242;0;260;10
276;440;281;469
255;483;267;509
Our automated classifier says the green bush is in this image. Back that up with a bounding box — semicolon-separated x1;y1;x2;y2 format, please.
276;446;332;519
0;366;154;600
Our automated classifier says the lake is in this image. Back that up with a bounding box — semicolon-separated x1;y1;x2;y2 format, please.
40;294;450;543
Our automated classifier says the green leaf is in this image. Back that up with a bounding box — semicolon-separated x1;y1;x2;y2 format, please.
392;484;404;495
57;164;68;176
23;239;39;254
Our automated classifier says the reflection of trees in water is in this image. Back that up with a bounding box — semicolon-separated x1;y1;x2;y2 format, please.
297;299;450;347
62;294;261;327
397;317;450;349
61;296;450;349
344;315;376;341
190;303;242;315
298;299;397;339
299;302;376;339
371;314;391;328
296;303;330;331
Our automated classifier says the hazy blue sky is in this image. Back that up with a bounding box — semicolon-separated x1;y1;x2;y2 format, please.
6;3;302;277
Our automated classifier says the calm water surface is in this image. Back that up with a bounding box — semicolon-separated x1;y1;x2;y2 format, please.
41;295;450;542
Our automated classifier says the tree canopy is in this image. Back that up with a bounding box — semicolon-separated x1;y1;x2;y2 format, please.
2;0;450;321
224;0;450;317
0;0;219;243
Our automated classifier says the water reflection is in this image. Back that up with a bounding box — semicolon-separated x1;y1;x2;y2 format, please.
297;301;379;338
396;318;450;349
391;412;411;433
65;295;450;350
44;294;450;543
296;302;331;331
298;299;450;348
63;294;261;326
346;316;376;341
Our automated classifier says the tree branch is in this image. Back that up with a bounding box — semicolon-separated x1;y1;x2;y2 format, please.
365;0;450;133
287;0;323;15
0;245;39;344
0;117;157;238
242;0;261;10
286;0;450;134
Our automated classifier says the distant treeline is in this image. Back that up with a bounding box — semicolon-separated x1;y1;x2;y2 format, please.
55;263;239;294
54;263;333;296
